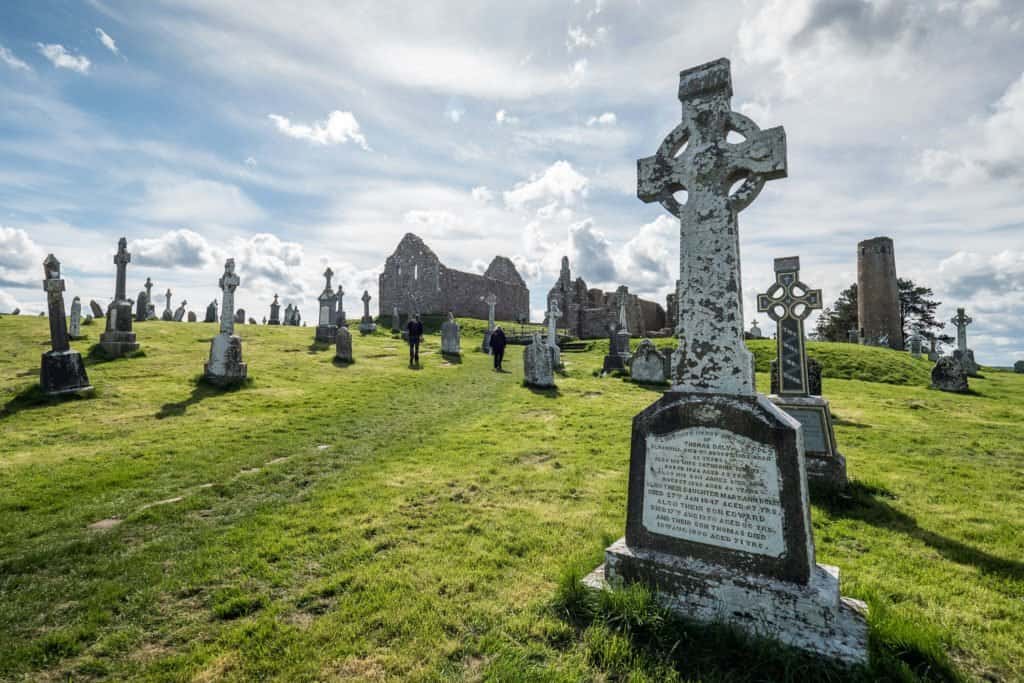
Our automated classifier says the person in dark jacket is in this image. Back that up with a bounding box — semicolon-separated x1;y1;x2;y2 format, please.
407;314;424;366
490;325;507;371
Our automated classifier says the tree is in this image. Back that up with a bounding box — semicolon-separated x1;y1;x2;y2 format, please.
898;278;953;344
814;283;857;342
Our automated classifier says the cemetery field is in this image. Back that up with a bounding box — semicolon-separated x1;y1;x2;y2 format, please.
2;316;1023;682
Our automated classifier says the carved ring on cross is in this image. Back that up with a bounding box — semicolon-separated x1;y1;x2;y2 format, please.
757;273;822;323
642;112;770;219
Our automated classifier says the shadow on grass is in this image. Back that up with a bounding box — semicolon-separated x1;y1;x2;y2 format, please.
524;383;561;398
307;341;332;354
831;413;871;429
85;344;146;366
552;562;963;683
156;375;251;419
332;357;354;368
0;383;96;420
817;481;1024;581
624;377;668;393
441;353;463;365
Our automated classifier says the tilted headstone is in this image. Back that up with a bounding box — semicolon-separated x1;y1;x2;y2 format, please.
89;299;105;318
358;290;377;335
204;259;247;385
441;312;461;355
268;294;281;325
315;267;339;342
482;293;498;353
950;308;979;376
136;290;148;322
162;289;174;321
523;332;555;387
99;237;140;357
546;299;563;369
630;339;668;384
69;296;82;338
173;300;188;322
584;59;866;665
40;255;92;395
205;300;218;323
931;356;968;393
335;325;353;363
759;257;846;486
187;311;197;322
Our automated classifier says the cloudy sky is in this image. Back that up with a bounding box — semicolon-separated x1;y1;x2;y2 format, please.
1;0;1022;364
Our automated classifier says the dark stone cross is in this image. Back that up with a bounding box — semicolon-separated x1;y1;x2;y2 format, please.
323;267;334;291
951;307;972;353
144;277;153;300
361;290;371;318
43;254;70;352
757;256;821;396
113;237;130;302
637;57;787;394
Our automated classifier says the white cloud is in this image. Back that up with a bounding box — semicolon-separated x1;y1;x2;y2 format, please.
616;214;675;291
36;43;91;73
232;233;308;302
134;177;266;226
268;110;369;150
586;112;617;126
244;156;258;167
0;289;24;313
566;25;607;51
95;28;120;56
939;250;1024;298
133;229;218;269
495;109;519;125
566;58;588;88
503;161;589;211
445;106;464;123
0;226;46;288
568;218;617;283
0;45;31;71
471;186;494;203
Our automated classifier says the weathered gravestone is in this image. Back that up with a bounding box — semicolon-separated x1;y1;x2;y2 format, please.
523;332;555;388
951;307;979;376
771;357;822;397
268;294;281;325
136;291;148;323
205;300;218;323
291;307;302;327
161;289;174;321
630;339;668;384
759;256;846;487
173;301;187;322
139;277;153;322
204;259;247;385
315;267;339;342
603;298;632;372
40;255;92;395
482;293;498;353
99;237;140;357
89;299;105;318
546;298;563;369
907;333;923;359
749;320;763;339
391;305;401;334
336;284;347;327
69;296;83;338
931;356;968;393
234;308;245;324
187;311;197;322
359;290;377;334
441;312;461;355
248;318;257;325
584;58;867;665
283;303;294;326
335;325;353;363
1014;360;1024;373
928;337;939;362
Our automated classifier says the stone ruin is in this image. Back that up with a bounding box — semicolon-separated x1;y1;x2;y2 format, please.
378;233;529;322
857;236;903;350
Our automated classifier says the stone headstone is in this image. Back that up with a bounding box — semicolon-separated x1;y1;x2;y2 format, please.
234;308;246;324
173;301;187;322
292;307;302;326
335;325;353;363
40;255;92;395
187;311;197;322
602;323;627;372
482;293;498;353
268;294;281;325
391;305;401;333
523;332;555;387
630;339;668;384
144;277;153;309
204;259;247;385
69;296;82;338
546;299;563;369
136;290;148;322
584;58;866;665
749;320;762;339
336;284;347;326
11;307;20;315
99;237;140;357
1013;360;1024;373
441;312;461;355
928;337;939;362
162;289;174;321
908;334;923;359
146;302;156;320
953;348;979;377
359;290;377;334
283;303;294;326
205;300;218;323
950;308;978;376
931;356;968;393
316;267;339;343
90;299;104;318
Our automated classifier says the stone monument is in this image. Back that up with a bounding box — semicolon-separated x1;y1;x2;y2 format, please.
98;237;140;357
161;289;173;321
173;300;187;322
268;294;281;325
69;296;82;338
441;312;461;356
602;298;632;372
758;256;846;487
950;307;979;376
482;293;497;353
584;58;866;665
931;356;968;393
857;236;902;349
630;339;669;384
40;255;92;395
359;290;377;334
205;300;218;323
335;325;353;363
89;299;104;318
136;290;148;323
283;303;294;326
928;338;939;362
1013;360;1023;374
140;277;154;322
523;332;555;387
907;333;923;359
336;284;347;327
292;307;302;327
315;267;339;343
749;320;763;339
546;298;563;370
234;309;245;324
391;305;401;333
187;311;197;322
204;259;247;385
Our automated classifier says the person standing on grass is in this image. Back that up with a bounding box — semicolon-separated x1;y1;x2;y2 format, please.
407;314;424;366
490;325;507;371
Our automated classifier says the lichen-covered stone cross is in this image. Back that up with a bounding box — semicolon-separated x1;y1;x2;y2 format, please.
951;307;972;353
756;256;821;396
638;58;787;394
218;259;240;336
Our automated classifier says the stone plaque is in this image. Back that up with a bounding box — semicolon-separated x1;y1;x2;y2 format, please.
785;407;828;454
642;427;785;558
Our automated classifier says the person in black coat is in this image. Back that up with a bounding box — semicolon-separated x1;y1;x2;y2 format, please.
407;314;424;366
490;325;507;371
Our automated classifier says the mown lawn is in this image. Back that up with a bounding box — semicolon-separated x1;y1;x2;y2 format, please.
0;315;1021;681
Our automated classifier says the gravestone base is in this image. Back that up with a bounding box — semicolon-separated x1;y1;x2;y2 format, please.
359;319;377;335
585;540;868;666
98;331;139;357
40;350;93;395
204;334;247;386
549;344;562;370
769;395;847;488
602;353;626;372
952;349;980;377
315;324;338;343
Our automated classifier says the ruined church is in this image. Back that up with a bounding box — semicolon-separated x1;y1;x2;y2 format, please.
378;233;530;322
546;256;667;339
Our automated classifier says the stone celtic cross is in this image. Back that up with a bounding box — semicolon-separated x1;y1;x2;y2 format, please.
951;307;972;353
43;254;70;352
484;293;497;328
362;290;371;317
113;237;131;302
164;289;172;311
144;277;153;299
616;287;630;333
218;259;240;336
757;256;821;396
323;267;334;292
638;58;787;394
547;298;561;346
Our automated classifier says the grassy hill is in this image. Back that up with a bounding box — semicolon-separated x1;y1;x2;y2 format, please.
1;315;1022;681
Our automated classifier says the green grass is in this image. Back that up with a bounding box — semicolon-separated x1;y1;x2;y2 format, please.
1;316;1022;681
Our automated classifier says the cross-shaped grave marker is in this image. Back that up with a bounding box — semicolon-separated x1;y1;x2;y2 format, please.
757;256;822;396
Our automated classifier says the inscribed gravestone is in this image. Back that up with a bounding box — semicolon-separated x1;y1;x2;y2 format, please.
441;312;461;355
99;237;140;357
931;356;968;393
162;289;173;321
335;325;353;363
523;332;555;387
204;259;247;385
268;294;281;325
359;290;377;334
630;339;668;384
316;267;339;343
40;255;92;394
69;296;82;338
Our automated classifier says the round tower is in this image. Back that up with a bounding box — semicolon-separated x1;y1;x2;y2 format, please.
856;236;903;350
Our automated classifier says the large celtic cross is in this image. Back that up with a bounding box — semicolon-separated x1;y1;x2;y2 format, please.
638;58;787;394
219;259;240;335
113;237;130;301
757;256;821;396
951;307;971;352
323;267;334;292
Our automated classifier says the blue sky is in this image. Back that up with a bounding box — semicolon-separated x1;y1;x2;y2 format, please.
1;0;1022;364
